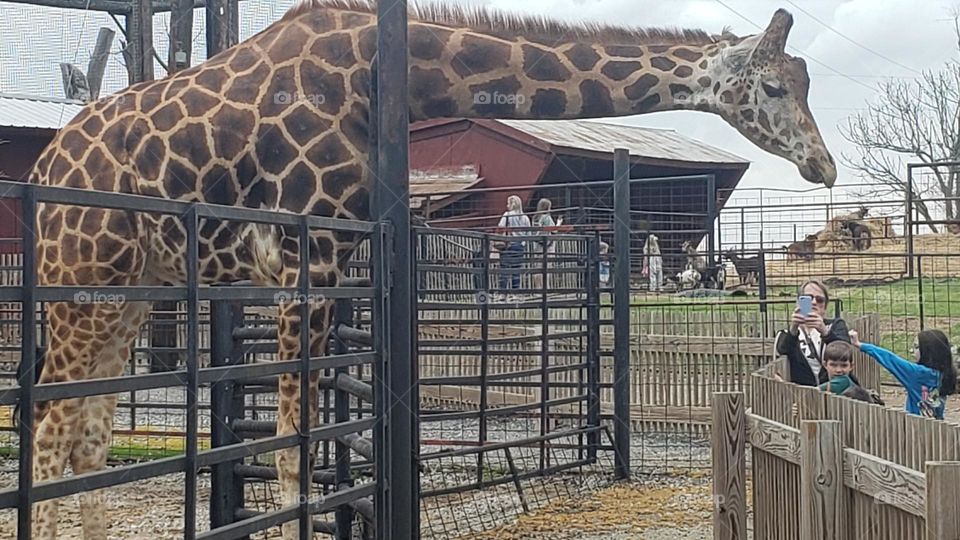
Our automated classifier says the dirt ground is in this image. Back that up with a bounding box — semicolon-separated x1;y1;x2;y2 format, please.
461;472;724;540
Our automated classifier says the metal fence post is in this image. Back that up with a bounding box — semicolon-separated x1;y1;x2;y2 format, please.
375;1;417;536
758;250;769;337
906;164;915;279
586;233;601;460
297;216;312;540
706;174;716;267
184;204;200;540
16;185;37;540
478;234;490;484
334;297;356;540
209;297;246;532
612;148;631;479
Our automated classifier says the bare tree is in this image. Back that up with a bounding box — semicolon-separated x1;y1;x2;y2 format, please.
840;54;960;233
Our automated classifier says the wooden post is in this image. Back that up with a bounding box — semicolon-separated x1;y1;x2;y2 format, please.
711;392;746;540
59;63;91;101
800;420;845;540
205;0;238;58
86;27;115;99
125;0;155;83
925;461;960;540
167;0;193;74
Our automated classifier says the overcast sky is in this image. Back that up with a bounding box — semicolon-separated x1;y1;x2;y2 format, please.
3;0;960;197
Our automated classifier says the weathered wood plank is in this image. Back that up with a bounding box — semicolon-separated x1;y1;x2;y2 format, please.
634;334;772;355
747;413;801;465
925;461;960;540
800;420;845;540
842;448;925;518
712;392;746;540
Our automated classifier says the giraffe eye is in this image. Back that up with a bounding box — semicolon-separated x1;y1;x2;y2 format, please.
762;81;787;98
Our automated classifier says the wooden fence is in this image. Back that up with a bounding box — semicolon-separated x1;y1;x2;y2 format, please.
712;356;960;539
417;309;882;431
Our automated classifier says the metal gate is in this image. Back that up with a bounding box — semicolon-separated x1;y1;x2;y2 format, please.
0;179;390;539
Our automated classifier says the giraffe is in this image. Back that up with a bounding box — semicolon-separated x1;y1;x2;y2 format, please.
22;1;836;538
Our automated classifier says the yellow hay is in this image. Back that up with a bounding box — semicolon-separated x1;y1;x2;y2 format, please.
768;233;960;283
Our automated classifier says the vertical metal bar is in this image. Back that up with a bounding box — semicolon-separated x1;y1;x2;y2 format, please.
297;216;312;540
586;234;600;461
612;148;631;479
334;299;354;540
539;236;549;472
184;205;199;540
209;298;245;531
906;164;915;278
739;207;745;254
758;250;769;337
16;185;37;540
376;0;416;537
706;174;716;267
918;255;925;331
477;235;490;485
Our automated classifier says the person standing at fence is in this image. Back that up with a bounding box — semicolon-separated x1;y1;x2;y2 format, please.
774;280;855;386
531;198;556;291
495;195;530;302
850;329;957;419
643;234;662;292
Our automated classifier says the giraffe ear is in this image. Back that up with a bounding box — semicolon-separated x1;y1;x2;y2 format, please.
756;8;794;59
721;33;762;72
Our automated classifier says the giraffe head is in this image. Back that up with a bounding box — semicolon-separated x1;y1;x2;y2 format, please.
712;9;836;186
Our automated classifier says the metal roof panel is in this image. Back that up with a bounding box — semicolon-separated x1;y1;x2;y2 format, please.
0;93;86;130
497;119;749;165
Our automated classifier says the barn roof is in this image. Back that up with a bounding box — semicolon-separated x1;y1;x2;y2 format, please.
497;119;748;165
410;165;483;211
412;118;750;170
0;93;85;130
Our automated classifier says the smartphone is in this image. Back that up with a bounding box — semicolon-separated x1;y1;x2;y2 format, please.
798;295;813;316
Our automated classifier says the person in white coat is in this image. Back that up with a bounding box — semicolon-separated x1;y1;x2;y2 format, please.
643;234;663;292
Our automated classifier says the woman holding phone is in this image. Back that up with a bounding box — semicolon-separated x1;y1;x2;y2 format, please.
774;279;855;386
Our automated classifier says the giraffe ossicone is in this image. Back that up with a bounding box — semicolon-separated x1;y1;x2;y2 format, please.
24;2;834;539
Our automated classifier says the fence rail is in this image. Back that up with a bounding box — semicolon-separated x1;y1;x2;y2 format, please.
712;358;960;540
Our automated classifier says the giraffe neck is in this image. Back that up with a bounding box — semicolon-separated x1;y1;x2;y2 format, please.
409;24;733;122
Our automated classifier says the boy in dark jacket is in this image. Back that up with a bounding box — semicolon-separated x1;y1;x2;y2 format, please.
817;341;855;394
773;280;857;387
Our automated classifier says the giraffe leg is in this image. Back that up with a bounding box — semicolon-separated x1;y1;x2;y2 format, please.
276;298;332;540
30;301;150;540
69;394;119;540
70;301;150;540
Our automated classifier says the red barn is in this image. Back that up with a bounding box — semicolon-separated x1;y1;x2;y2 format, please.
0;94;86;253
410;118;750;262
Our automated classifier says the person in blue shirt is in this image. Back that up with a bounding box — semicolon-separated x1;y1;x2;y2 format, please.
850;329;957;419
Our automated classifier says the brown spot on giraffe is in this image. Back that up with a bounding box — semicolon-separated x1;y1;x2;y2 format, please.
674;65;694;78
453;35;512;78
579;80;615;116
650;56;677;72
625;73;660;101
522;44;572;82
564;44;601;70
601;60;643;81
674;48;703;62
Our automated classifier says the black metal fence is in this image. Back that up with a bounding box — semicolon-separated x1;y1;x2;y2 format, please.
0;178;387;540
413;225;617;539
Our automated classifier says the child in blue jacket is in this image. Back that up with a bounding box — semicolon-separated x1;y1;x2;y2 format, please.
851;329;957;419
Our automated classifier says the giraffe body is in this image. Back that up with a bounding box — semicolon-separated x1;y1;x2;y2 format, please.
24;2;835;538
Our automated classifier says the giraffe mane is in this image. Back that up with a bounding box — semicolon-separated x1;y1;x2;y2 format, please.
282;0;740;46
